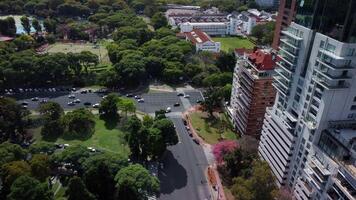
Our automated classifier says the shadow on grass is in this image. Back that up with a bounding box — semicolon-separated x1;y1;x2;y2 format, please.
100;114;120;130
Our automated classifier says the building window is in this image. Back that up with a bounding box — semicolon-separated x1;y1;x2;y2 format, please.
351;105;356;110
319;40;325;48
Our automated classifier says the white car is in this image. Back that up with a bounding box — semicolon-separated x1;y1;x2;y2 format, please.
183;94;190;98
92;103;100;108
74;99;81;103
63;144;70;148
138;98;144;103
68;94;75;99
166;107;171;113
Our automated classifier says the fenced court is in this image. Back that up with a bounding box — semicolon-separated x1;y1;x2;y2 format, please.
46;42;110;64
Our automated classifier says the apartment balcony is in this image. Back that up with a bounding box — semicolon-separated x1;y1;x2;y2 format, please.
279;45;299;58
272;82;289;97
317;58;354;71
280;37;300;50
281;30;303;41
333;178;356;200
276;61;295;74
314;67;352;81
273;75;291;90
275;68;292;82
312;75;350;90
278;52;297;66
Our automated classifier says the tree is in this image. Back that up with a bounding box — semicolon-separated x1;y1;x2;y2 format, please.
66;176;96;200
41;119;64;140
216;51;236;71
231;161;277;200
43;18;56;33
99;93;119;117
62;109;95;139
146;128;165;159
79;51;99;74
32;19;42;33
251;22;276;45
212;140;238;164
13;35;35;51
125;116;144;159
1;161;31;196
7;175;53;200
0;97;27;143
0;17;16;36
30;154;50;182
0;142;27;167
29;141;56;155
118;98;136;117
202;87;223;118
52;145;90;170
151;12;168;30
83;162;116;200
202;73;233;87
20;16;31;34
114;52;146;86
115;164;159;200
152;118;178;145
39;102;64;122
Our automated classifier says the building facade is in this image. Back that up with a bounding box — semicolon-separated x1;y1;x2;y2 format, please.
272;0;297;49
258;0;356;199
229;49;277;137
183;29;221;53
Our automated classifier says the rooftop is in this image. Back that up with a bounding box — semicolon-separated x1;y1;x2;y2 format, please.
248;49;277;71
184;29;214;44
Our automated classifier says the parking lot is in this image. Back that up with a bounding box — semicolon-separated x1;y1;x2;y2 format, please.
6;89;203;113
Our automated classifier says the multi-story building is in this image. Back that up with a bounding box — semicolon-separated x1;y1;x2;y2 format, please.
272;0;297;50
258;0;356;199
183;29;221;53
229;49;277;137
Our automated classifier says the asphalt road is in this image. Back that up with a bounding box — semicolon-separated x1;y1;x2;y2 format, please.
159;117;211;200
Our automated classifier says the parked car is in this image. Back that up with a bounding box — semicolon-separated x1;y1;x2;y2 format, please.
182;119;188;125
196;100;203;104
92;103;100;108
183;94;190;98
185;126;190;131
21;101;28;105
126;93;133;97
188;131;193;137
174;102;180;107
177;93;184;96
67;102;75;106
134;95;141;99
193;138;200;145
39;99;48;104
31;97;39;101
68;94;75;99
74;99;81;103
138;98;144;103
84;102;91;106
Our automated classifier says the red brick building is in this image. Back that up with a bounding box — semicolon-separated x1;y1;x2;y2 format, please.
229;49;277;138
272;0;297;50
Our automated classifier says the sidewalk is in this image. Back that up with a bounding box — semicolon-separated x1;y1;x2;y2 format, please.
182;106;227;200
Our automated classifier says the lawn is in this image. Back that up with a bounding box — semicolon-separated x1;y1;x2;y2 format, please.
213;37;255;52
33;116;130;156
189;111;237;144
47;42;110;64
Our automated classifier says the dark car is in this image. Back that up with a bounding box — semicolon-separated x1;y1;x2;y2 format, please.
21;101;28;105
80;90;88;94
182;119;188;125
193;138;200;145
126;93;133;97
174;102;180;107
177;93;184;96
188;131;193;137
84;102;91;106
196;100;203;104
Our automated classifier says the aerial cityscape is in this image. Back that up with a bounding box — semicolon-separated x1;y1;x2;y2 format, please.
0;0;355;200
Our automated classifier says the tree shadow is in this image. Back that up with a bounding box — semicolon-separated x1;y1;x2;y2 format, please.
158;150;187;195
100;114;119;130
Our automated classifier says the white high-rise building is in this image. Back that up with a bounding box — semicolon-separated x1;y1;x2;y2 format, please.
258;1;356;199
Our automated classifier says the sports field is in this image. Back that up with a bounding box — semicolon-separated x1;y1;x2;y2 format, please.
213;37;255;52
47;42;110;64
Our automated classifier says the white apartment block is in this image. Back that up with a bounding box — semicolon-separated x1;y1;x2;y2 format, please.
258;21;356;200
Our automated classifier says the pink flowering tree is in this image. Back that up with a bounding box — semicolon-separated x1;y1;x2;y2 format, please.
212;140;238;164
